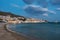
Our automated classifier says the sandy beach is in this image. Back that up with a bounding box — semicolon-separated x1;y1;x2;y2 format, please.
0;23;29;40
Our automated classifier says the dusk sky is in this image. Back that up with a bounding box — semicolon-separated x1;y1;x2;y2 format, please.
0;0;60;22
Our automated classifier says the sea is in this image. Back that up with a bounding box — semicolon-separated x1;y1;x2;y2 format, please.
7;23;60;40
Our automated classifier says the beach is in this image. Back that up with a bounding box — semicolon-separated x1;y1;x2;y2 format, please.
0;23;29;40
6;23;60;40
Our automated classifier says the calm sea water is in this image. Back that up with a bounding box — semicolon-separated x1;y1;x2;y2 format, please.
7;23;60;40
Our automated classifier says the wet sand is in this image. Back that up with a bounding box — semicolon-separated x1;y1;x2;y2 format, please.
0;23;29;40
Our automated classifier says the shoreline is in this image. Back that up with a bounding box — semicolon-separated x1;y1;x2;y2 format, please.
6;24;36;40
0;23;29;40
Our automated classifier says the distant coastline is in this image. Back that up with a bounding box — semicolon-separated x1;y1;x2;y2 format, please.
0;11;60;24
0;11;47;24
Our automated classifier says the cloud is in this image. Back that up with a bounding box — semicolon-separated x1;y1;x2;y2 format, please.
24;5;45;15
43;13;48;16
23;0;34;4
24;5;56;15
36;0;47;7
56;8;60;10
50;0;60;5
41;8;48;11
11;3;21;8
23;0;47;7
48;10;56;14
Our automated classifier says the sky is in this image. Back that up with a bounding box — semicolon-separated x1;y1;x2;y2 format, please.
0;0;60;22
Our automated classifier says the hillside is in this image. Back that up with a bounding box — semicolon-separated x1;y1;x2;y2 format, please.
0;11;26;21
0;11;24;17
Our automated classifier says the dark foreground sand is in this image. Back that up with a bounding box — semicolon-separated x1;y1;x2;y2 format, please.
0;23;29;40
